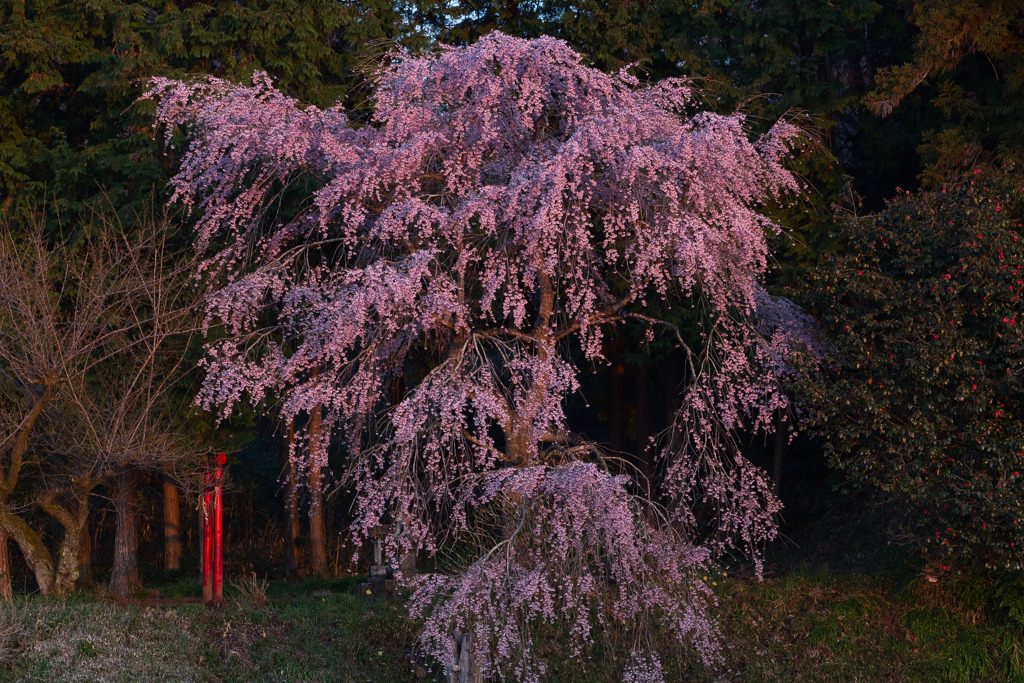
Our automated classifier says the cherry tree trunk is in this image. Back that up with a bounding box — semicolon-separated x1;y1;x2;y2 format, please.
109;470;140;599
633;360;654;485
283;419;301;580
0;527;10;600
163;476;182;572
309;495;328;578
308;408;328;578
607;335;627;454
773;410;786;496
53;528;80;596
37;494;92;596
0;509;55;596
446;632;481;683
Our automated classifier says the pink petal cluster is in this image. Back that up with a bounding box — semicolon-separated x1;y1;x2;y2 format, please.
408;463;718;682
145;32;812;680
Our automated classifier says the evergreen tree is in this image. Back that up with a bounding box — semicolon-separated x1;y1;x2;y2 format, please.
0;0;435;228
865;0;1024;187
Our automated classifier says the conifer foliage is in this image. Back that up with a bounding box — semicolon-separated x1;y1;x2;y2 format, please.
148;33;813;680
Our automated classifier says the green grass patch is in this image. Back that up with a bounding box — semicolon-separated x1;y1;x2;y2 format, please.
0;582;428;683
1;567;1022;681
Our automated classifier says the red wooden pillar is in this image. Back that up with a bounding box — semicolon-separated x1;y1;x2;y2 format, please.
202;471;213;604
214;452;226;603
202;453;227;605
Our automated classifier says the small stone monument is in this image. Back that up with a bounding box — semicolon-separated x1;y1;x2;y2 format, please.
357;524;397;598
357;521;418;599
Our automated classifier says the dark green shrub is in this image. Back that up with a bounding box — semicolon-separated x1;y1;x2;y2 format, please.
803;170;1024;567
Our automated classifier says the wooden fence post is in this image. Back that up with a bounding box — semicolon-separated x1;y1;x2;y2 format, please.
446;632;480;683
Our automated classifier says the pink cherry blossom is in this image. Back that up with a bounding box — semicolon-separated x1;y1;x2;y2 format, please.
145;32;814;680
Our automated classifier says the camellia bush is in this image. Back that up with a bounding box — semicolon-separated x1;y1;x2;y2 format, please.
146;33;815;681
803;171;1024;567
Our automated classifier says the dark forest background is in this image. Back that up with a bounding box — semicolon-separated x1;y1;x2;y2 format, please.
1;0;1022;601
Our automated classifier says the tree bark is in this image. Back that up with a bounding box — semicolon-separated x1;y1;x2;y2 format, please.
607;334;627;454
633;359;654;486
0;391;52;597
308;408;328;578
499;273;560;468
0;526;11;600
77;508;92;588
109;470;140;599
53;524;79;596
0;508;55;596
163;476;182;572
40;495;88;596
773;410;786;496
283;419;301;581
1;391;49;502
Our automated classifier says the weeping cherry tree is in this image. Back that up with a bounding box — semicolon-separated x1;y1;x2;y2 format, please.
146;33;816;682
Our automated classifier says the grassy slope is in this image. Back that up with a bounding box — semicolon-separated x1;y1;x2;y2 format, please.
3;485;1024;682
0;578;427;683
1;565;1023;682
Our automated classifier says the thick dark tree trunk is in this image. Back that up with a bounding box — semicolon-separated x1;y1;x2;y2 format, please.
283;420;301;581
0;527;10;600
76;507;92;588
109;470;140;599
1;508;55;596
607;335;627;454
50;502;83;596
633;359;654;486
308;408;329;578
163;476;182;572
773;410;786;496
308;484;328;578
0;393;54;595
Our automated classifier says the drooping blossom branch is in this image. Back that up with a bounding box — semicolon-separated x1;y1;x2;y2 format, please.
145;32;815;681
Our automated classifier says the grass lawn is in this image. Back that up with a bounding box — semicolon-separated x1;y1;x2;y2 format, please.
0;577;427;683
2;563;1023;682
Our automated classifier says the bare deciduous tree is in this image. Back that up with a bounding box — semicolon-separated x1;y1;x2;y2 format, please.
0;214;202;598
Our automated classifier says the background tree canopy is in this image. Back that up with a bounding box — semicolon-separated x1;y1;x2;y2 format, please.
8;0;1019;275
0;0;435;228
